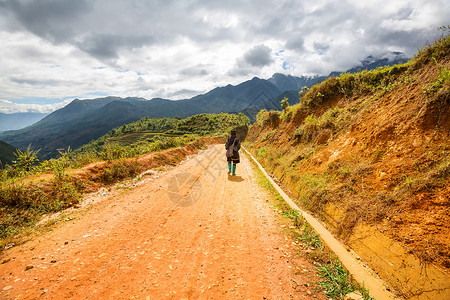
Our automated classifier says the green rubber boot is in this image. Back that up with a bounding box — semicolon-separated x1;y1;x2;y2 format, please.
228;162;232;174
232;164;236;176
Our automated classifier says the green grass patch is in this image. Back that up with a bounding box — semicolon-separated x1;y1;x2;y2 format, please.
317;259;357;299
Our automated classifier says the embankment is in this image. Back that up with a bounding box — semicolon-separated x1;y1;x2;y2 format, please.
245;36;450;299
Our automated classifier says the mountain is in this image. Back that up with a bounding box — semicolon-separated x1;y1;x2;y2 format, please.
268;74;327;92
0;112;48;132
330;51;409;76
0;53;410;159
0;78;282;158
271;52;410;89
0;140;18;167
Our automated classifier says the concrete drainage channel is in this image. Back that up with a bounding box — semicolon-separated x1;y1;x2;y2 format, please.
244;147;398;300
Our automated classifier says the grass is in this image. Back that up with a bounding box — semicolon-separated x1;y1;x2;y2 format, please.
96;159;143;184
0;177;82;241
296;173;331;213
317;259;357;299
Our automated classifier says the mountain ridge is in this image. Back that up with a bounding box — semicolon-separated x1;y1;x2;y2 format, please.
0;54;409;158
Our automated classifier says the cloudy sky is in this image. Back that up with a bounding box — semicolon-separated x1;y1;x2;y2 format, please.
0;0;448;114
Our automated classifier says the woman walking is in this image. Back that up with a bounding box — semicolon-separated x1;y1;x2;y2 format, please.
225;130;241;176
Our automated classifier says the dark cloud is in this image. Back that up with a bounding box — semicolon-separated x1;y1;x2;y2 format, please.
180;66;209;76
285;36;305;51
313;42;330;52
228;44;274;77
4;0;90;42
244;45;274;67
76;34;156;60
392;7;414;20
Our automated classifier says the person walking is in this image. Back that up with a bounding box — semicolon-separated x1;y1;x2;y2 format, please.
225;130;241;176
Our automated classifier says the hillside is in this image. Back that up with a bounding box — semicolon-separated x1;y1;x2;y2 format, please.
245;36;449;299
73;113;249;159
0;140;18;167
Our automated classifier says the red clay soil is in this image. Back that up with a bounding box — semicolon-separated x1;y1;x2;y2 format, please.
0;145;326;299
246;61;450;273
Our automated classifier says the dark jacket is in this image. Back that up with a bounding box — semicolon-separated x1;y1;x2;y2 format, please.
225;136;241;163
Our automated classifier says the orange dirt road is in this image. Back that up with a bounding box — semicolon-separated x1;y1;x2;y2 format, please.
0;145;325;299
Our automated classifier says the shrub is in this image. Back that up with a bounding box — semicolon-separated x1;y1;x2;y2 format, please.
12;145;40;175
281;96;289;111
97;160;142;184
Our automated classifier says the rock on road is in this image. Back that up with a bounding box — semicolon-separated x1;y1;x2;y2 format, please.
0;145;325;299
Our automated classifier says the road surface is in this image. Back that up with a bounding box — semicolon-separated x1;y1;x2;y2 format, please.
1;145;325;299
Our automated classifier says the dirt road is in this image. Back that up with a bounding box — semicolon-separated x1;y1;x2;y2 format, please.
0;145;325;299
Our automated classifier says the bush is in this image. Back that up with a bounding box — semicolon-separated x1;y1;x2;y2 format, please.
12;145;40;175
97;160;142;184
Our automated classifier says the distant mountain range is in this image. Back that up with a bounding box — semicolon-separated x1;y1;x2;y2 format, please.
0;112;48;132
0;78;284;158
0;53;408;159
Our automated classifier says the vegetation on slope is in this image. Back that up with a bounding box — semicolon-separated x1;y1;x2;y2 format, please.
0;113;249;250
0;140;18;167
245;32;450;280
71;113;248;163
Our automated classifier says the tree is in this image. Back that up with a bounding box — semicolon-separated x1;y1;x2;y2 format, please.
281;96;289;111
299;86;310;99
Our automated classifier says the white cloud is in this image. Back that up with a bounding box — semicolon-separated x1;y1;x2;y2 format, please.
0;0;448;113
0;99;73;114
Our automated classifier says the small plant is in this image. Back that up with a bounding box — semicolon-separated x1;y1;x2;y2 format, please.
282;209;302;227
299;86;310;99
299;222;323;248
361;283;375;300
281;96;289;111
255;147;267;159
317;259;357;299
12;145;40;175
51;147;72;182
294;126;304;138
424;57;450;94
261;131;273;142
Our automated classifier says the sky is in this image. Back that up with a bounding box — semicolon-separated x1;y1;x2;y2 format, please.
0;0;449;114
